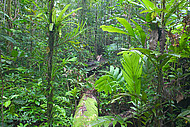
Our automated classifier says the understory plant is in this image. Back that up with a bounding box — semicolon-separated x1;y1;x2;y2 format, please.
94;50;146;126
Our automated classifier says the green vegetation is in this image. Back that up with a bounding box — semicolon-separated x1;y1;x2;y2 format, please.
0;0;189;127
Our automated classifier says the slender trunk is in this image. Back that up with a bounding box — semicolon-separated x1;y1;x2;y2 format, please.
160;0;166;54
47;0;54;126
0;50;4;127
7;0;12;31
6;0;13;52
95;3;98;56
155;1;166;126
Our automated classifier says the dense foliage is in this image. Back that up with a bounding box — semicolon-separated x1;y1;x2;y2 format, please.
0;0;190;127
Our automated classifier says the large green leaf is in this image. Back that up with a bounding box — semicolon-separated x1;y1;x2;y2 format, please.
131;19;146;47
141;0;155;10
100;25;128;35
116;17;135;37
120;52;142;96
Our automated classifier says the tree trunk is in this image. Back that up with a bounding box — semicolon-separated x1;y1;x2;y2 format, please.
6;0;13;52
160;0;166;54
0;50;4;127
47;0;54;126
155;1;166;126
94;3;98;56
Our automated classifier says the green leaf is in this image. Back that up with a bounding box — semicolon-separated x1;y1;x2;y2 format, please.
179;33;188;48
68;57;77;62
61;7;82;22
110;65;114;75
159;55;172;69
90;116;126;127
113;67;119;79
52;8;56;23
100;25;128;35
56;4;71;23
146;13;152;22
0;11;11;20
10;95;19;99
140;9;153;14
120;52;142;96
59;28;62;37
95;66;123;95
5;100;11;108
141;0;156;10
125;48;157;67
131;19;146;46
111;96;123;103
128;0;144;8
157;54;169;61
95;75;108;86
116;17;135;37
177;110;190;117
0;35;17;44
117;71;123;81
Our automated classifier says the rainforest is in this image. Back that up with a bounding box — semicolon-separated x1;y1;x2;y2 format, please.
0;0;190;127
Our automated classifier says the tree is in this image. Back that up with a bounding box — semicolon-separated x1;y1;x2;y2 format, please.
47;0;54;126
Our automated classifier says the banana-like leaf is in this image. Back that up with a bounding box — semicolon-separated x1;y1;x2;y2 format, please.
100;25;128;35
131;19;146;47
116;17;135;37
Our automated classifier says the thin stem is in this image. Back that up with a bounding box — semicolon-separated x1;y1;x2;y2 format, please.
0;50;4;127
